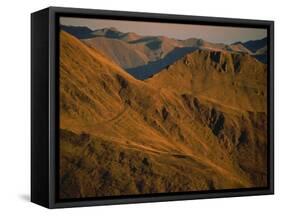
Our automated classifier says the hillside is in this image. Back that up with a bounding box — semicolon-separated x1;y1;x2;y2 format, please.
83;37;149;68
59;31;267;199
147;49;267;112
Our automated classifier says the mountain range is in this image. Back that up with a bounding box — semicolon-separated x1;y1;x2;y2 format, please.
59;30;267;199
62;25;267;79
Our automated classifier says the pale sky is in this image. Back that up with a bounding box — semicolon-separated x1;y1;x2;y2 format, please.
60;17;267;44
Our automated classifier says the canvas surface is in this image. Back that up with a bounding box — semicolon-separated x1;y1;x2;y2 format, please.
58;18;268;199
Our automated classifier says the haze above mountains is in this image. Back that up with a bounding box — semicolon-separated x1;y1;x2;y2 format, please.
59;25;267;199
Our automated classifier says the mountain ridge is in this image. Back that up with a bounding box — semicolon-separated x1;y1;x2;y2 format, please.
62;25;268;78
59;30;267;199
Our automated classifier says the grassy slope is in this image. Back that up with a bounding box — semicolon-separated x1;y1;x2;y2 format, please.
147;49;267;112
59;31;267;199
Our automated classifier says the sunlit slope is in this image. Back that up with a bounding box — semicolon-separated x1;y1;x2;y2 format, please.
59;31;267;199
60;31;179;153
147;49;267;112
147;49;267;189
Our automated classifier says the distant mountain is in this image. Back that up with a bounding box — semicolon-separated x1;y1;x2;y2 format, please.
242;37;267;53
84;37;149;68
127;47;197;79
125;38;261;79
90;27;125;39
83;29;187;75
61;25;94;39
83;30;261;79
61;25;268;79
120;32;143;42
232;37;267;63
228;42;253;54
60;31;267;199
182;38;227;51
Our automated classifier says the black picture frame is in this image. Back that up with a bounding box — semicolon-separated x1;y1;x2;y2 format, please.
31;6;274;209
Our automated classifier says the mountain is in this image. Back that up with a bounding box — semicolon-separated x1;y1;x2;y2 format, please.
90;27;125;39
61;25;94;39
59;31;267;199
84;31;267;78
254;46;267;63
232;38;268;63
61;25;143;41
62;26;188;61
242;37;267;53
228;42;253;54
147;49;267;112
129;35;183;56
83;37;149;68
83;30;189;77
120;32;144;42
127;46;197;79
61;25;267;79
182;38;226;51
125;38;260;79
91;27;143;42
90;28;184;61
